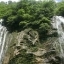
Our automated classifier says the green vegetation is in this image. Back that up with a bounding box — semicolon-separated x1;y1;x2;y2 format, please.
0;0;64;64
8;49;36;64
0;0;55;32
55;1;64;16
0;0;64;33
0;0;64;41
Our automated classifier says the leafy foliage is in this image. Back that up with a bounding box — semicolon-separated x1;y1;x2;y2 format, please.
8;49;36;64
0;0;56;32
0;0;64;64
56;6;64;16
0;0;64;36
1;0;63;38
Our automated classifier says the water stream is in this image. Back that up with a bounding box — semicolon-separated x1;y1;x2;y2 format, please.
0;19;8;64
52;16;64;64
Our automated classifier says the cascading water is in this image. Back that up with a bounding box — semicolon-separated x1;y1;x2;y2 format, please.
52;16;64;64
0;19;8;64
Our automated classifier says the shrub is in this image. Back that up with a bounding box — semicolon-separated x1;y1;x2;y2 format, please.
40;17;51;25
39;23;50;32
57;6;64;16
17;9;25;15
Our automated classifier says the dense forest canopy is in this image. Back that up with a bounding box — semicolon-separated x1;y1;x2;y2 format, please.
0;0;64;33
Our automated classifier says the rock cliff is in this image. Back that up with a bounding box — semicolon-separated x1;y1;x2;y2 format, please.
3;28;61;64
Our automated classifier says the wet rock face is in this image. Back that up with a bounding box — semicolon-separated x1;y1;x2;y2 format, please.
3;28;61;64
16;28;39;47
14;28;39;56
44;49;61;64
3;28;40;64
18;29;38;47
49;56;61;64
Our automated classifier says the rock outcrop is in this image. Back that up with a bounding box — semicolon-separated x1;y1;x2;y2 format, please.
3;28;61;64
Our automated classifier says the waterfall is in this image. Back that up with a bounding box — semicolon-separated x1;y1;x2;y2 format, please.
52;16;64;64
0;19;8;64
